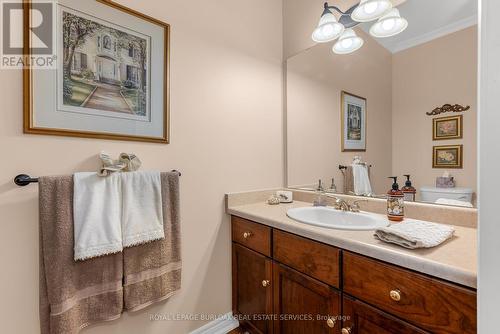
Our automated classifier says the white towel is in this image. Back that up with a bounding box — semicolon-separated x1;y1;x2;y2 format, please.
435;198;473;208
73;171;164;261
374;220;455;249
352;164;372;196
73;172;122;260
121;171;164;247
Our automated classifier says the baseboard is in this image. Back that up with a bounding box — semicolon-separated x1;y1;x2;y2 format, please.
190;312;239;334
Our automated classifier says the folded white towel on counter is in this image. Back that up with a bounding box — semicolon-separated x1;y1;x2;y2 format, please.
435;198;473;208
374;220;455;249
352;164;372;196
73;172;122;260
121;171;164;247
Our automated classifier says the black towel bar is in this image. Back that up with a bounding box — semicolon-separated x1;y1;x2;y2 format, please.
339;164;372;170
14;170;182;187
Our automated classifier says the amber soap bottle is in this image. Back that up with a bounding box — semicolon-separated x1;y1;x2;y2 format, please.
401;174;417;202
387;177;404;222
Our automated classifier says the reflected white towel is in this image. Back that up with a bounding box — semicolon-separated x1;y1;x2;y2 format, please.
121;171;164;247
374;220;455;249
352;164;372;196
435;198;473;208
73;172;122;260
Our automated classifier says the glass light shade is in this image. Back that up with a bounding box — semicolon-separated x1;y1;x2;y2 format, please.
332;29;364;54
351;0;392;22
311;12;345;43
369;8;408;38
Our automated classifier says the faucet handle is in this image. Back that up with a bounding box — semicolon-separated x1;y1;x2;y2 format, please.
350;199;368;212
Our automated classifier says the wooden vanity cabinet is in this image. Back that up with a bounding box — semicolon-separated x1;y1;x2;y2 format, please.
232;243;273;334
231;216;477;334
342;296;429;334
273;263;341;334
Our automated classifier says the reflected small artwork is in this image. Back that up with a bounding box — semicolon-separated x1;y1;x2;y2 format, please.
433;145;463;169
433;115;462;140
341;91;366;152
347;104;362;140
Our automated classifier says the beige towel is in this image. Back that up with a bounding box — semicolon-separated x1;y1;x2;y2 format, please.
39;172;181;333
123;172;182;311
39;176;123;334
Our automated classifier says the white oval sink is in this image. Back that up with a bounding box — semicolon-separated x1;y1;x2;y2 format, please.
287;206;390;231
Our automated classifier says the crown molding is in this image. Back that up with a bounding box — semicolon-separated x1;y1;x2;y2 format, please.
391;15;477;53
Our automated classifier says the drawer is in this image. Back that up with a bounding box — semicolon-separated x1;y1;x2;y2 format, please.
273;230;340;288
232;216;271;256
343;252;477;334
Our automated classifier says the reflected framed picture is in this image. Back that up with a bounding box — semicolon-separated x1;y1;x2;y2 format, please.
341;91;366;152
23;0;170;143
433;145;463;169
433;115;462;140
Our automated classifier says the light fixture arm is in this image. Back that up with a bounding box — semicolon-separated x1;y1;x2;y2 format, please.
323;2;354;16
321;2;362;29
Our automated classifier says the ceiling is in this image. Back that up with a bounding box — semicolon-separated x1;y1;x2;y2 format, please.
359;0;478;53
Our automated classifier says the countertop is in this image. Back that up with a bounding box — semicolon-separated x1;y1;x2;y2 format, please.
227;200;477;289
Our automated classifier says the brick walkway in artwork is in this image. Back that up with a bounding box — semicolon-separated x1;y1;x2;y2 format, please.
83;82;132;114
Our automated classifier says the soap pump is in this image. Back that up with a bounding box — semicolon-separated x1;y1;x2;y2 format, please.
387;177;404;222
402;174;416;202
313;179;326;207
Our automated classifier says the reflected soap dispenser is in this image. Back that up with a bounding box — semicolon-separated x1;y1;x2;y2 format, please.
387;177;404;222
402;174;416;202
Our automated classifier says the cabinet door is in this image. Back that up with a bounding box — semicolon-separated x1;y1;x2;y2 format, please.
233;243;273;334
273;263;341;334
341;296;429;334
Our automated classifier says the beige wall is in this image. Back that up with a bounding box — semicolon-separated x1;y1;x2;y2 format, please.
392;26;478;200
287;29;393;194
0;0;283;333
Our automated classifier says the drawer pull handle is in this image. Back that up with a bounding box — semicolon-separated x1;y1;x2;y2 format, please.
243;232;252;239
390;289;401;302
262;280;270;287
341;327;352;334
326;318;336;328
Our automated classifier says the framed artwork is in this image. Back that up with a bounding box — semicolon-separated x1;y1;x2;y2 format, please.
433;115;462;140
341;91;367;152
23;0;170;143
433;145;463;169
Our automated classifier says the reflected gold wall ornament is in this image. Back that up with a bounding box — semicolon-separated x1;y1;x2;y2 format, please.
426;104;470;116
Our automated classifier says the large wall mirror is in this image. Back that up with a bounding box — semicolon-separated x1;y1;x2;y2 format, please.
286;0;478;207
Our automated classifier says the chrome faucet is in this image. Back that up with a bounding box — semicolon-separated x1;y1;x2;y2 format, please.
326;196;368;212
333;197;350;211
349;199;368;212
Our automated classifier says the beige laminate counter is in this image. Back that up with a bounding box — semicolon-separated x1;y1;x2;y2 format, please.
227;199;477;289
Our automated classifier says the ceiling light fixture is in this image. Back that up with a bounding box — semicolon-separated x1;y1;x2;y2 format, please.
351;0;393;22
311;1;408;55
369;8;408;38
332;28;364;54
312;8;345;43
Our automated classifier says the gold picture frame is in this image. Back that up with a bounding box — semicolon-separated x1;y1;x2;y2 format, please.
433;115;463;140
341;91;367;152
433;145;463;169
23;0;170;143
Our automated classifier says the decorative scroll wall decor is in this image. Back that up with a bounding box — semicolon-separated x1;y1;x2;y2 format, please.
426;104;470;116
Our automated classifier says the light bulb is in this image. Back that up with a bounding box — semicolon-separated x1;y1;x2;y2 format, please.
351;0;392;22
382;18;395;31
322;24;335;36
364;2;378;14
311;10;345;43
341;38;353;48
369;8;408;38
332;28;364;54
